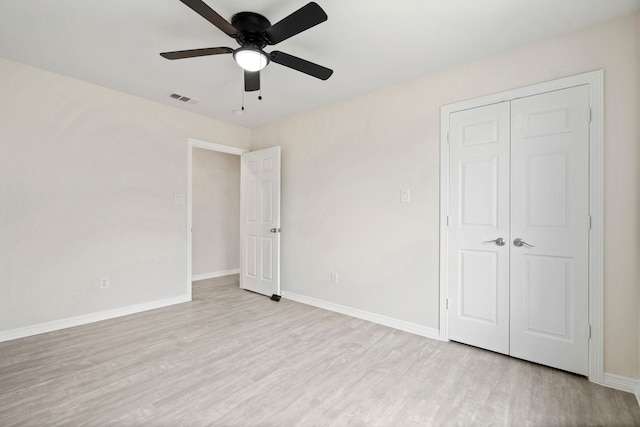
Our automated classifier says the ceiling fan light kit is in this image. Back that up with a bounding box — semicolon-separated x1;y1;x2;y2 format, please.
160;0;333;93
233;46;269;72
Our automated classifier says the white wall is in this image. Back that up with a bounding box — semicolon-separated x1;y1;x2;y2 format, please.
637;12;640;386
0;57;250;332
252;14;640;379
192;148;240;276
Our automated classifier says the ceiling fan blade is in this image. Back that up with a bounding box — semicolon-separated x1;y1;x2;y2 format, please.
179;0;238;37
245;70;260;92
270;51;333;80
264;2;327;45
160;47;233;60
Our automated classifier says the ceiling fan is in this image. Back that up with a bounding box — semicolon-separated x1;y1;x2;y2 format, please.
160;0;333;92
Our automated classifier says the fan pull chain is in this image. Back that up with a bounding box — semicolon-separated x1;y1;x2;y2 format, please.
233;89;245;115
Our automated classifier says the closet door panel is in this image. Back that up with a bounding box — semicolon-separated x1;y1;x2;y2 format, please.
447;102;510;354
509;85;590;375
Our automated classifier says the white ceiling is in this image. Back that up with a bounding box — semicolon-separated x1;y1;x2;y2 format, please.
1;0;639;128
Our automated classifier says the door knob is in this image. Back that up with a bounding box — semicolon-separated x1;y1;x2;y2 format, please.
513;238;535;248
270;228;281;233
483;237;506;246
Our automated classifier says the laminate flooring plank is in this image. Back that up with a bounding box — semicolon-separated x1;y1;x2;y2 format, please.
1;275;639;426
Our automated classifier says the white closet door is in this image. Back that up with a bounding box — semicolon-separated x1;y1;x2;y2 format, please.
447;102;511;355
509;86;590;375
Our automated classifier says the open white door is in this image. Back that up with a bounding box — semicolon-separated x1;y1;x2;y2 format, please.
240;146;281;298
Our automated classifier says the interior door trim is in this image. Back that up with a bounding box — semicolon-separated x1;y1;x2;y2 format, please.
438;70;604;383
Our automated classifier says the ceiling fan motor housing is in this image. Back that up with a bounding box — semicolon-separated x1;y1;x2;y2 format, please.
231;12;272;48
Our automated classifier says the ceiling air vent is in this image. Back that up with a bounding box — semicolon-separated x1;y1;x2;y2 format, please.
168;92;197;104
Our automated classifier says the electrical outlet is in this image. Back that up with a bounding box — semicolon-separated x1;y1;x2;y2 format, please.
99;277;110;289
331;272;339;284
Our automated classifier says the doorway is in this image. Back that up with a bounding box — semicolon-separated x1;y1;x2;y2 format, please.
439;71;604;381
186;138;248;299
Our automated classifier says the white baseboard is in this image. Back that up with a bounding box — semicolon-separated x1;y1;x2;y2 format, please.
0;295;190;343
601;373;640;406
192;268;240;282
281;291;441;341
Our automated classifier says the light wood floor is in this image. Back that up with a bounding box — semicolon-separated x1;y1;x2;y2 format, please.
1;275;639;427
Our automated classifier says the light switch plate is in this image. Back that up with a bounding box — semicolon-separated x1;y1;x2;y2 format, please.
331;272;339;284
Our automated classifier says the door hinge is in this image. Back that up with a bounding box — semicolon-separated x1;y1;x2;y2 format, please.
587;215;592;230
447;131;451;144
446;215;450;227
588;324;592;339
445;298;449;310
587;107;592;123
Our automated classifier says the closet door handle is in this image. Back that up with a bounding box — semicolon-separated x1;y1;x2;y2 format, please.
483;237;505;246
513;238;535;248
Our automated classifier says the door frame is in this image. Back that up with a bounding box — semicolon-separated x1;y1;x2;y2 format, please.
186;138;248;300
439;70;604;382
